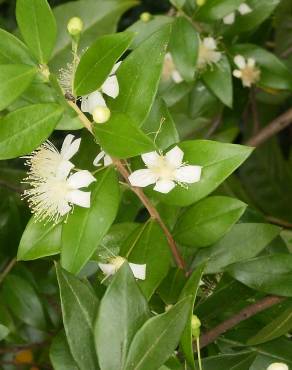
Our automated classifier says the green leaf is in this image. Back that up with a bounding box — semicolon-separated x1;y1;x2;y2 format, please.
155;140;253;206
0;28;34;65
248;305;292;345
0;324;9;341
193;223;280;274
228;254;292;297
2;274;46;330
95;263;150;370
93;112;155;159
17;216;61;261
173;196;247;247
180;264;205;369
231;44;292;91
50;331;79;370
61;167;120;274
198;352;257;369
0;64;37;111
0;103;63;160
74;32;134;95
120;220;172;299
124;297;192;370
51;0;137;72
158;268;187;305
55;263;99;370
110;25;171;126
16;0;56;64
195;0;243;21
170;17;198;82
202;55;233;107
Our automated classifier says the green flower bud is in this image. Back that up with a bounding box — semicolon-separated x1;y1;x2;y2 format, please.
39;64;50;82
196;0;206;6
191;315;201;339
67;17;84;36
140;12;152;22
92;106;111;124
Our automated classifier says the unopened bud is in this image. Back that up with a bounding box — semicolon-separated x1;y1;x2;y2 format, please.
67;17;84;36
39;64;50;82
196;0;206;6
267;363;289;370
191;315;201;339
140;12;152;22
92;106;111;124
165;304;173;312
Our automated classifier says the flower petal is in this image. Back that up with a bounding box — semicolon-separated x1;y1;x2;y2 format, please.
110;61;122;75
67;170;96;189
175;165;202;183
165;146;184;168
81;91;106;114
93;151;106;167
238;3;252;15
154;180;176;193
141;151;160;167
67;190;91;208
98;263;116;276
247;58;256;67
203;37;217;50
104;154;113;166
223;12;235;24
128;169;157;187
171;70;183;84
234;55;246;69
58;201;72;216
56;160;75;179
129;263;146;280
102;75;119;98
61;135;81;160
233;69;242;78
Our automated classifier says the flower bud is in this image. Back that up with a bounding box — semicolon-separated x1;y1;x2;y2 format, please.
165;304;173;312
267;363;289;370
39;64;50;82
191;315;201;339
92;106;111;124
196;0;206;6
67;17;84;36
140;12;152;22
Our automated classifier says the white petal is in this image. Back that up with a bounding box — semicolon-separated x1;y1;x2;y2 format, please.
101;75;119;98
233;69;242;78
175;165;202;184
93;151;106;167
141;151;160;167
238;3;252;15
203;37;217;50
154;180;176;193
247;58;256;67
171;70;183;84
128;169;157;187
98;263;116;276
81;91;106;114
164;52;173;63
234;55;246;69
267;363;289;370
56;160;75;179
223;12;235;24
165;146;184;168
58;201;72;216
61;135;81;160
104;154;113;166
129;263;146;280
67;170;96;189
110;61;122;75
67;190;91;208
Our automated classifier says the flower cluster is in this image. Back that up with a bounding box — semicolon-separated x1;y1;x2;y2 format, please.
22;135;95;223
233;55;261;87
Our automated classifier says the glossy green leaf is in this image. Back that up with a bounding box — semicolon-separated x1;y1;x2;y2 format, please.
124;297;192;370
158;268;187;305
155;140;253;206
228;254;292;297
173;196;247;247
61;167;120;274
95;263;150;370
93;112;155;158
17;216;61;261
195;0;243;21
197;352;257;369
2;274;46;330
120;220;172;299
248;305;292;345
0;64;36;111
50;331;79;370
0;28;34;65
74;32;134;95
0;103;63;160
16;0;57;63
170;17;198;82
110;25;171;126
56;264;99;370
202;55;233;107
0;324;9;341
180;264;205;369
193;223;280;274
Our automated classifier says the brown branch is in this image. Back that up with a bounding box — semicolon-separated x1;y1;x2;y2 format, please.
0;360;52;369
246;108;292;147
0;258;16;285
198;295;285;349
266;215;292;229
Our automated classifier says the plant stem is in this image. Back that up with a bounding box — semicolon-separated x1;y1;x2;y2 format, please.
0;258;16;285
197;338;202;370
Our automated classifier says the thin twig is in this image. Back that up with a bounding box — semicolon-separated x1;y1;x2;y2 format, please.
0;179;23;194
246;108;292;147
250;87;260;134
204;114;222;139
0;258;16;285
266;216;292;229
198;295;285;349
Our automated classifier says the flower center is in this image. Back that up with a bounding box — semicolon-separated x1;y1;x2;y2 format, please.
150;156;176;181
241;66;260;85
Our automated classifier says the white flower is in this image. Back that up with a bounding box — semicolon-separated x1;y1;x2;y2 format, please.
223;2;252;25
267;363;289;370
233;55;261;87
128;146;202;194
93;151;113;167
197;37;222;70
81;62;121;114
99;256;146;280
162;53;183;84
